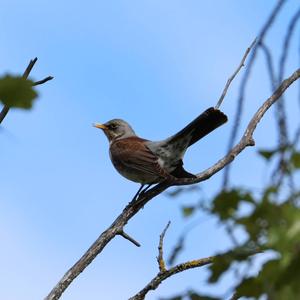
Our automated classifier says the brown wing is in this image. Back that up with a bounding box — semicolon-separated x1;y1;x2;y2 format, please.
110;137;171;179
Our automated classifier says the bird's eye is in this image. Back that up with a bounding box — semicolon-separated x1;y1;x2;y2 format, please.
109;123;118;130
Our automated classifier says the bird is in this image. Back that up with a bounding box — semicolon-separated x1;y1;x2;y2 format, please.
94;107;227;199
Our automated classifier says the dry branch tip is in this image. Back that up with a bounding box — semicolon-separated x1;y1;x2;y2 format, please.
118;230;141;247
157;221;171;272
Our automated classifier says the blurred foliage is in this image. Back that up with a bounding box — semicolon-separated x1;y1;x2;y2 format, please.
0;75;37;109
160;290;219;300
165;145;300;300
182;206;196;218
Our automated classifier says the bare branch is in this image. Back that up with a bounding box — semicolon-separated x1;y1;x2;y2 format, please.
0;58;52;124
167;215;210;265
44;68;300;300
0;58;37;123
23;57;38;78
131;245;261;300
259;43;289;187
44;182;171;300
223;0;288;188
172;68;300;186
215;38;256;109
33;76;54;86
298;28;300;114
229;292;240;300
279;7;300;82
157;221;170;272
259;5;300;190
118;230;141;247
129;256;214;300
0;106;10;124
260;43;277;87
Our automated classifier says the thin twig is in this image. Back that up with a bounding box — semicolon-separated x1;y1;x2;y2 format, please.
260;43;277;87
260;43;288;186
299;29;300;114
167;235;185;266
275;7;300;190
260;5;300;190
118;230;141;247
131;246;260;300
0;106;10;124
157;221;170;272
23;57;38;78
278;7;300;83
0;58;37;123
229;292;240;300
0;58;52;124
223;0;288;188
168;214;211;265
44;68;300;300
33;76;54;86
129;256;214;300
215;38;256;109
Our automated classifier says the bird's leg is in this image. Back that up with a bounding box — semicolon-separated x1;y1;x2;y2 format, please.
140;184;153;196
134;184;154;208
131;184;145;202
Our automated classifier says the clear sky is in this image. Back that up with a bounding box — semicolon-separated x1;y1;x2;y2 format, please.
1;1;299;299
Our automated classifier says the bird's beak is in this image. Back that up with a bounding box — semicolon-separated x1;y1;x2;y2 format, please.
93;123;107;130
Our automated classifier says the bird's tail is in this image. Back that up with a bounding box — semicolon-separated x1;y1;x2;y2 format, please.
169;107;228;148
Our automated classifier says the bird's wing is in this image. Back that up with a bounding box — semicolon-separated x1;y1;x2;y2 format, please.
111;137;171;179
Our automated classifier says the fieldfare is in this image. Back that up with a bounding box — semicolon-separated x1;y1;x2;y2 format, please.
94;107;227;197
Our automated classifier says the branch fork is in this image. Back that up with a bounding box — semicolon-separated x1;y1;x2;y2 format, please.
129;222;214;300
0;57;53;124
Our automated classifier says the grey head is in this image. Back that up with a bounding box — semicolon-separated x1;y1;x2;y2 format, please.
93;119;136;142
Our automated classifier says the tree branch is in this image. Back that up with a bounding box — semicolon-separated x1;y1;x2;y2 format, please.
118;230;141;247
129;258;214;300
0;57;53;124
130;227;214;300
215;38;256;109
33;76;54;86
157;221;170;272
43;42;300;298
45;68;300;300
229;292;240;300
171;68;300;186
223;0;288;188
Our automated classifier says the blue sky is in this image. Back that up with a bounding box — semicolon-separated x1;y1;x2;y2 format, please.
1;1;299;299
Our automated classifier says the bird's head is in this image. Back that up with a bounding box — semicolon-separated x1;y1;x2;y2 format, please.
93;119;136;142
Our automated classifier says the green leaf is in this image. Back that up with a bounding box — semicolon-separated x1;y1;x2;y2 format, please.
212;189;254;220
0;75;38;109
188;291;219;300
208;254;232;283
182;206;195;218
258;149;276;161
236;277;263;297
159;296;182;300
208;247;257;283
276;255;300;289
291;152;300;169
262;185;278;202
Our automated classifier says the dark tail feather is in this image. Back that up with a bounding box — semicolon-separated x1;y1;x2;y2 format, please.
171;160;196;178
170;107;228;147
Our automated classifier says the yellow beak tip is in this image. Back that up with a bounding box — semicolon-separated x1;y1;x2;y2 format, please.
93;123;106;129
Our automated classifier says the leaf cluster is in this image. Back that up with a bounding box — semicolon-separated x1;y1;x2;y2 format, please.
0;75;38;109
170;146;300;300
205;147;300;299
